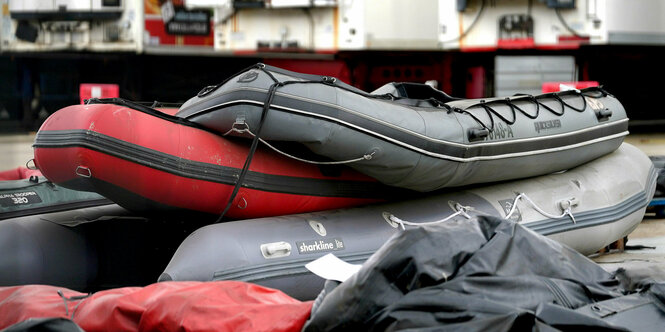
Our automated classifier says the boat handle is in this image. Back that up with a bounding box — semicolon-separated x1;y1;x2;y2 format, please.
260;241;292;259
506;193;577;224
75;166;92;178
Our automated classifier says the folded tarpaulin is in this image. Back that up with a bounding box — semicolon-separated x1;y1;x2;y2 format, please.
0;281;312;332
303;216;665;331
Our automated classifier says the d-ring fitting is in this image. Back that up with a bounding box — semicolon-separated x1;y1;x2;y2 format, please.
236;197;248;209
75;166;92;178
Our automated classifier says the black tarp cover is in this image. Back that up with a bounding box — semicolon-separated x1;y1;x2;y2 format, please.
303;216;665;331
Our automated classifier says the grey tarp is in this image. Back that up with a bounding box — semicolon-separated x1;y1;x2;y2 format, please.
303;216;665;331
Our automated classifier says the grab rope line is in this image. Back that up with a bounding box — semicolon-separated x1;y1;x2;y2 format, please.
200;63;608;137
387;192;576;229
194;63;610;144
223;125;375;165
451;87;604;133
505;193;576;224
388;203;473;230
57;290;91;319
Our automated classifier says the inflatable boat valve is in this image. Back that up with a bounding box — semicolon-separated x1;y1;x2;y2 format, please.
468;127;490;142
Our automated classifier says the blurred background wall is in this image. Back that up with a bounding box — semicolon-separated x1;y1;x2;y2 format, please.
1;0;664;132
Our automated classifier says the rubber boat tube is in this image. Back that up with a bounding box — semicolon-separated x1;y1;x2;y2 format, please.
33;101;408;220
177;64;629;191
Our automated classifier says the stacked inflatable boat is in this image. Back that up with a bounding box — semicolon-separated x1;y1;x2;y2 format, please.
0;64;659;329
177;64;628;191
32;101;400;220
159;143;657;300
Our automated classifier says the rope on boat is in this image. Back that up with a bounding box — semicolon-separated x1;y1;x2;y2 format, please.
505;193;577;224
215;64;380;222
388;203;473;230
450;88;603;135
387;193;576;230
215;64;281;223
195;62;611;147
224;125;375;165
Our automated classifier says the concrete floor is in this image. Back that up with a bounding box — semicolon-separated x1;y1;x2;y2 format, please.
0;133;36;171
593;216;665;271
593;133;665;271
2;132;665;271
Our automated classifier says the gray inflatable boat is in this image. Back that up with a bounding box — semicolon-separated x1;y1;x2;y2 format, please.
159;143;656;300
0;204;126;290
0;203;204;291
176;64;628;191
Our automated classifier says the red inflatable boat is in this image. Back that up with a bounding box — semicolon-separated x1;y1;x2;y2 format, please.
34;100;403;220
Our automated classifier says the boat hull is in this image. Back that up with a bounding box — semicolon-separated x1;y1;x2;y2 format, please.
159;143;656;300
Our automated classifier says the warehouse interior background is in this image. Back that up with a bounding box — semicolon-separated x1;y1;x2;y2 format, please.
1;0;665;132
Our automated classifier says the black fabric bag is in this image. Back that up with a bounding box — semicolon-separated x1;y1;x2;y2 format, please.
303;216;665;331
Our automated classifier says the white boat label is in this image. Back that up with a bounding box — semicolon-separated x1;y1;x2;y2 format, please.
0;191;42;207
297;238;345;254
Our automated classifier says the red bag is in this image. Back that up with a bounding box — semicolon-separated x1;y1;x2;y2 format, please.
0;281;312;332
0;285;84;323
